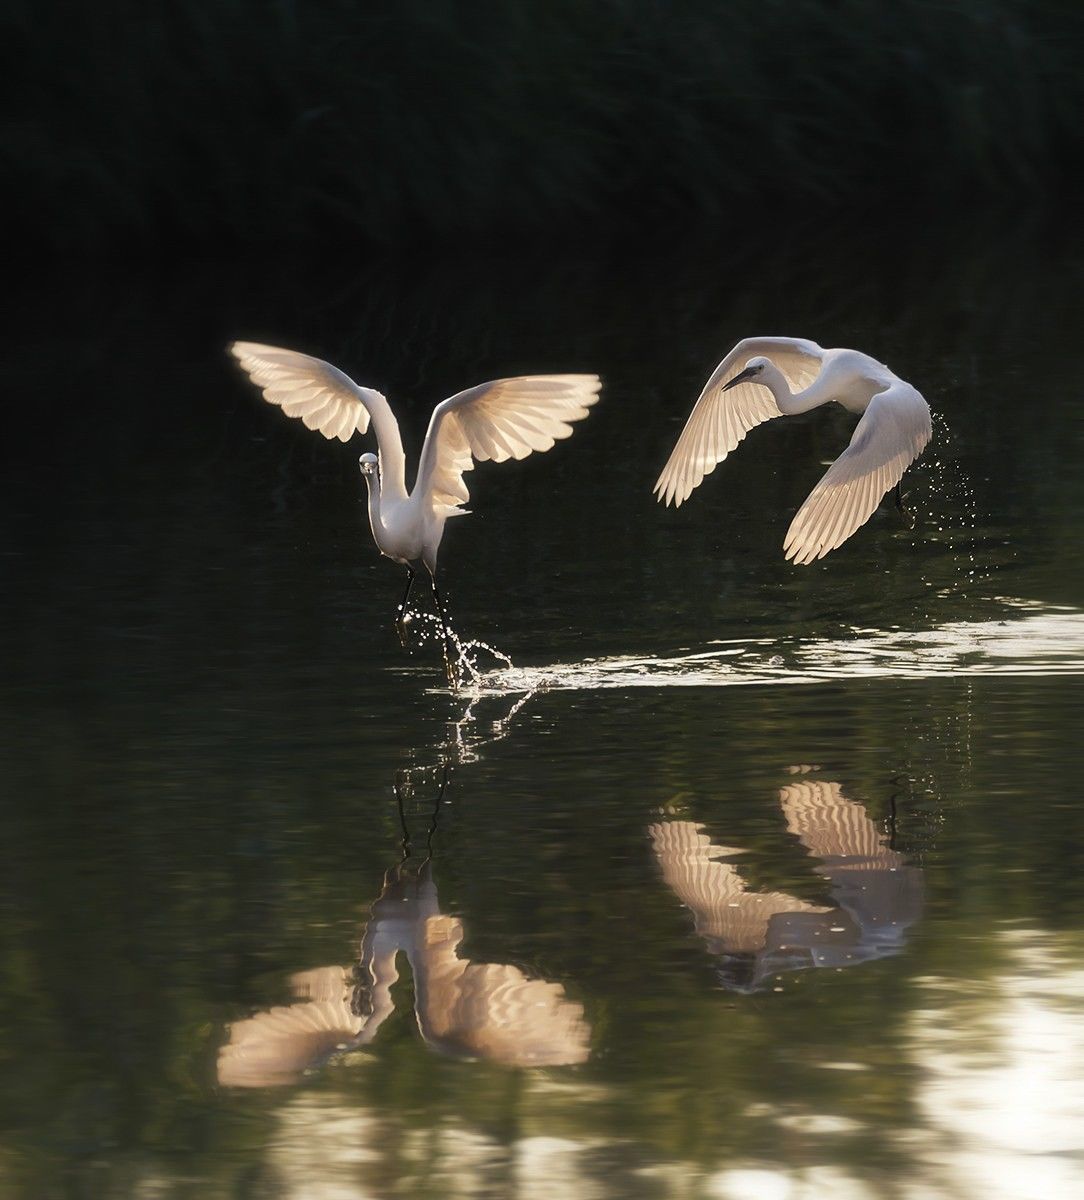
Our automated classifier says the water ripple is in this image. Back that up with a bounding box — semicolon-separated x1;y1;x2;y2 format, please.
464;600;1084;694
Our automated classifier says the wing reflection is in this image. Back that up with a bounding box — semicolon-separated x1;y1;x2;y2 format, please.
648;822;832;953
362;862;590;1067
219;745;588;1086
650;772;923;992
217;966;365;1088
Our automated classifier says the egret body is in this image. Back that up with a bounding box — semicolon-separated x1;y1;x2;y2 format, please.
654;337;932;563
231;343;600;684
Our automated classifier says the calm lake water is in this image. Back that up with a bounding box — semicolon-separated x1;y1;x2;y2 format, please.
3;226;1084;1198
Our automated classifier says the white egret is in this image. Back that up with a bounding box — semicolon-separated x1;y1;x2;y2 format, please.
654;337;932;563
230;342;601;684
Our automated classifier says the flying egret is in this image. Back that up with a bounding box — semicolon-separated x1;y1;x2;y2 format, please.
230;342;601;685
654;337;932;563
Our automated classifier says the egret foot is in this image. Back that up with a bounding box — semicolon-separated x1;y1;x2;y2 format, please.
428;575;460;692
894;484;915;530
395;568;416;649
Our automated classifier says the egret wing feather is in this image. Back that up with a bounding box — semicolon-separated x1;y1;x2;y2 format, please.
784;381;932;564
654;337;826;507
230;342;392;445
416;374;601;513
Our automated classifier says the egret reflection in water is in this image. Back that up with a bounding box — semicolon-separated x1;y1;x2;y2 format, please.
650;770;924;992
219;750;588;1087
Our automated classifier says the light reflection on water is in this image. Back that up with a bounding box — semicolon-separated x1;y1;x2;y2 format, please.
212;932;1084;1200
910;931;1084;1200
462;600;1084;693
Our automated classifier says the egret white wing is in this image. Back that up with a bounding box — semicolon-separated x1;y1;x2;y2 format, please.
654;336;826;507
415;374;601;512
784;380;932;564
230;342;390;444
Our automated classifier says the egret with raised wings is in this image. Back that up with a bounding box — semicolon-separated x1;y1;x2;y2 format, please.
231;343;600;685
654;337;932;563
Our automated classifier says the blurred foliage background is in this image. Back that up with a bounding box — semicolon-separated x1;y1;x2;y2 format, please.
5;0;1083;257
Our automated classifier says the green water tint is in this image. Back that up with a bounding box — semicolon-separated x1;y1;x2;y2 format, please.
3;237;1084;1197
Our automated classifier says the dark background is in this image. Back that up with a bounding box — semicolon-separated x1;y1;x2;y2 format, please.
6;0;1083;259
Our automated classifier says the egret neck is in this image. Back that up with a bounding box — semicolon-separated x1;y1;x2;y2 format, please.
361;465;391;552
760;360;839;416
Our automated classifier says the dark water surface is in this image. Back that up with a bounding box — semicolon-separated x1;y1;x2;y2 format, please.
3;228;1084;1198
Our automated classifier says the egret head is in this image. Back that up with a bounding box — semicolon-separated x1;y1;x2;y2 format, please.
722;357;770;391
359;452;379;480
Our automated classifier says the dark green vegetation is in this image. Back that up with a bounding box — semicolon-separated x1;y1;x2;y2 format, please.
8;0;1084;256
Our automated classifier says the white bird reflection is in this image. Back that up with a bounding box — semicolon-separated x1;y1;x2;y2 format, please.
358;859;589;1067
217;966;366;1089
649;771;923;992
219;763;588;1087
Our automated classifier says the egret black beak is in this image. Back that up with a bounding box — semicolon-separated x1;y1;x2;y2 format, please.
722;365;760;391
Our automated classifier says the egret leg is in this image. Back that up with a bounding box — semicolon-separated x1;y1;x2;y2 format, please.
428;573;459;691
394;764;449;866
423;765;449;864
394;771;413;859
396;568;416;649
894;483;915;530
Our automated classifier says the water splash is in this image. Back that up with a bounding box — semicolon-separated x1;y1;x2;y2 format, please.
456;599;1084;695
920;411;983;597
445;688;538;763
399;609;514;686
